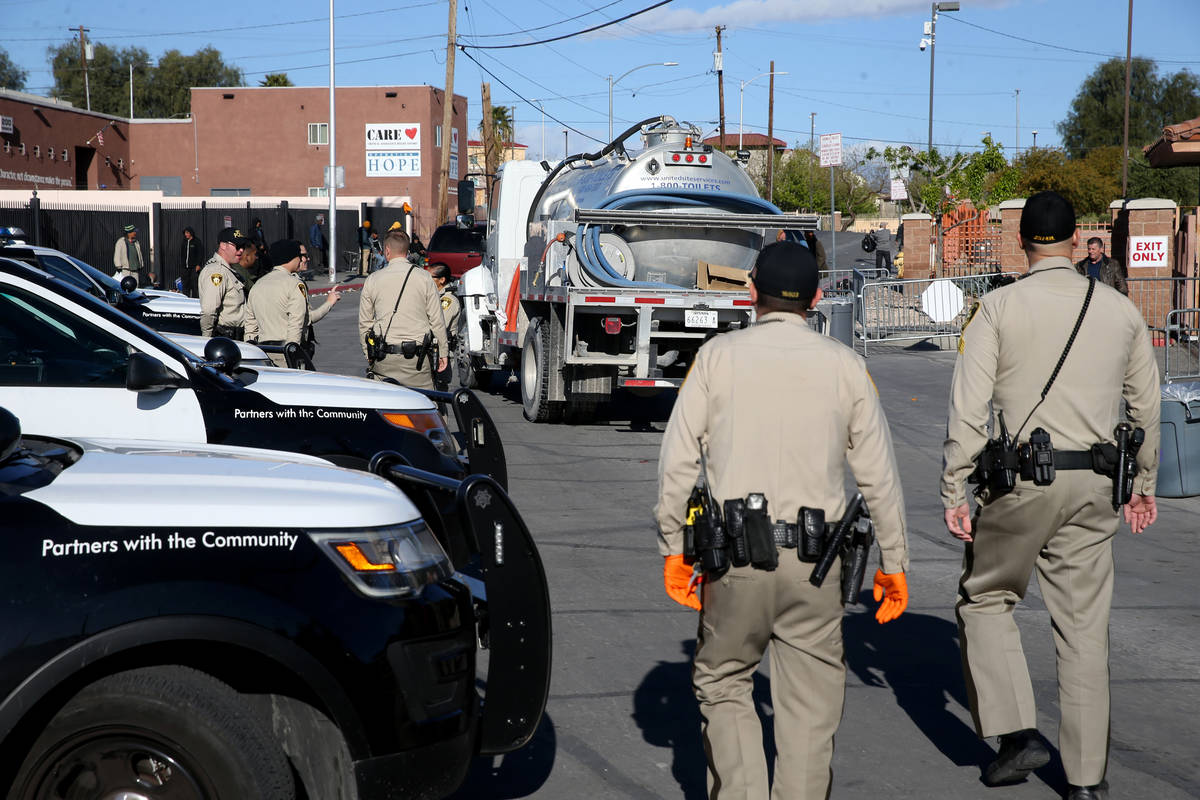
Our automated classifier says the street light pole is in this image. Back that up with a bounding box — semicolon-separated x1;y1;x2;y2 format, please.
1032;129;1038;148
924;1;960;153
608;62;677;143
738;70;789;151
809;111;816;211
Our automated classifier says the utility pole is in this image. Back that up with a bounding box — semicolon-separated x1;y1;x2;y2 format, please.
327;0;338;284
1121;0;1133;198
809;112;816;211
437;0;458;226
481;83;495;183
72;25;91;111
715;26;726;153
1014;88;1020;153
767;61;776;204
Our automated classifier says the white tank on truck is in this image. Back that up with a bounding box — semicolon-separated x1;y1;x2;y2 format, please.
456;115;818;423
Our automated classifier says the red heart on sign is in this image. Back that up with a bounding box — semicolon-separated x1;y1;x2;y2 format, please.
405;128;417;139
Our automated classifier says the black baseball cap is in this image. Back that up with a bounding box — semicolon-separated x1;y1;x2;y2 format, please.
268;239;301;264
751;241;819;301
1020;191;1076;245
217;227;251;247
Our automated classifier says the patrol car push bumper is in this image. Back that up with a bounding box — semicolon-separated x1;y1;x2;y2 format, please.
369;454;549;754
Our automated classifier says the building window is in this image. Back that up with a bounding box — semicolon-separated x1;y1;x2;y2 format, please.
141;176;182;196
308;187;329;197
308;122;329;146
435;125;442;147
210;188;252;197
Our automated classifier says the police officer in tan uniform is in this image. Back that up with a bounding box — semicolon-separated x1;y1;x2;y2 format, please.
357;229;448;389
942;192;1160;800
655;241;911;800
198;227;251;339
245;240;341;367
426;263;462;336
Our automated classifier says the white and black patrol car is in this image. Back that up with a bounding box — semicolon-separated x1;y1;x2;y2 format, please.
0;228;203;335
0;257;506;484
0;408;550;798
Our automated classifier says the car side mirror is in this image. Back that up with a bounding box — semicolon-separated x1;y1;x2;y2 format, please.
127;353;189;393
120;275;138;293
456;214;474;230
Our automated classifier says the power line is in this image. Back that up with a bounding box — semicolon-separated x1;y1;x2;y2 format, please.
458;0;673;50
459;46;606;145
941;15;1200;65
459;0;628;39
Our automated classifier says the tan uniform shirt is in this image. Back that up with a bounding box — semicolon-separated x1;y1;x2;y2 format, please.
357;258;448;360
440;288;462;336
198;253;247;337
655;311;909;574
941;255;1160;507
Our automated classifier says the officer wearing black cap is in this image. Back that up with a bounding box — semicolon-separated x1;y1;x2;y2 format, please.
245;240;341;366
942;191;1160;800
199;227;252;339
655;241;911;799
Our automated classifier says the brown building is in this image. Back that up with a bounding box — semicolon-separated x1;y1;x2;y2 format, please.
466;138;528;209
1;85;468;235
0;89;132;191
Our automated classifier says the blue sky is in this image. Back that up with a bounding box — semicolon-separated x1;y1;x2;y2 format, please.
3;0;1197;162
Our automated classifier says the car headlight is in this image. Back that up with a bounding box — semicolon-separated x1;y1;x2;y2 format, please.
380;410;457;456
309;521;453;598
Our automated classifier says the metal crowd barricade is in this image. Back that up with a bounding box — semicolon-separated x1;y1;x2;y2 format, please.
819;267;888;299
1126;276;1200;334
1162;308;1200;382
857;271;1018;356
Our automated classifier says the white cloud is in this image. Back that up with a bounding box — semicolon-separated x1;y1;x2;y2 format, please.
638;0;1000;32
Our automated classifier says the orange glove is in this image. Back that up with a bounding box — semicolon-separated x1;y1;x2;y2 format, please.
664;554;702;610
872;569;908;624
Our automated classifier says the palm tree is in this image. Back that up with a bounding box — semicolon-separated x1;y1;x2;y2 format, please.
259;73;293;87
479;106;516;175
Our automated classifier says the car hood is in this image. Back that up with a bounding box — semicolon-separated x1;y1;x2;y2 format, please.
245;368;437;412
25;437;421;528
167;333;270;363
138;291;202;315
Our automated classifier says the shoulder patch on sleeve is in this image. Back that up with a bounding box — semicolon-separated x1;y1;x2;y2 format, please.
297;281;307;294
210;273;223;286
442;295;452;309
958;301;980;354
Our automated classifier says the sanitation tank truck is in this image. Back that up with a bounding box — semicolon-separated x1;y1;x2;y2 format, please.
456;115;817;423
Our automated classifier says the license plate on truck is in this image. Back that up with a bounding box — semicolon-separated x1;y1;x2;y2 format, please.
685;310;718;329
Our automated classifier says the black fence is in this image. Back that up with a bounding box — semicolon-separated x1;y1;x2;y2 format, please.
1;198;361;290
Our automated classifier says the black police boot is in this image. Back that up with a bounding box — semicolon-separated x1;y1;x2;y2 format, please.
983;728;1050;786
1066;781;1108;800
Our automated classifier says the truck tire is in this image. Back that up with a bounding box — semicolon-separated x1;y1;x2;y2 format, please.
521;318;562;423
12;665;294;800
455;335;479;390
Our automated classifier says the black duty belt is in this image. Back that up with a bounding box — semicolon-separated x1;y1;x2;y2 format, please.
214;324;243;340
383;342;429;356
258;339;284;346
1053;450;1096;470
772;522;799;548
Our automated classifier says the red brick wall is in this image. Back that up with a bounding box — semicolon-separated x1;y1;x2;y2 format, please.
900;214;933;277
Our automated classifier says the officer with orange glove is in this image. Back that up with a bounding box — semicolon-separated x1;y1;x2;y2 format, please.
655;241;910;799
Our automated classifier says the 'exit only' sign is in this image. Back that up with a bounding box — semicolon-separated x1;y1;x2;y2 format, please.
1129;235;1169;268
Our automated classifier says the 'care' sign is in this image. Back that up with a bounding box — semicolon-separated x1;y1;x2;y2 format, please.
366;123;421;178
1129;236;1168;269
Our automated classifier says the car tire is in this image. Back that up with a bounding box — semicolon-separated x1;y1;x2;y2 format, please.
11;665;294;800
521;317;561;423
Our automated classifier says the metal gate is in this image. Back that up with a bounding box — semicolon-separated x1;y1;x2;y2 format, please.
940;205;1001;276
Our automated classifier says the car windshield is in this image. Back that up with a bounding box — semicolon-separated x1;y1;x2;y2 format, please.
429;226;484;252
67;254;144;300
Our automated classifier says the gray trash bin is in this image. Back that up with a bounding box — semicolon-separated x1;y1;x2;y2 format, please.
825;297;853;348
1158;383;1200;497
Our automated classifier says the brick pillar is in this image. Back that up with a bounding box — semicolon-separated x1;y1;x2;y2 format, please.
998;198;1028;274
1121;198;1179;336
900;213;933;278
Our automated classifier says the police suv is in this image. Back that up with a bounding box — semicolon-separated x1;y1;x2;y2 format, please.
0;228;203;335
0;257;505;484
0;408;550;798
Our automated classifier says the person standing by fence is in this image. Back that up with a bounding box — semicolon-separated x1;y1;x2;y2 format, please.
1075;237;1126;295
114;224;152;288
181;228;203;297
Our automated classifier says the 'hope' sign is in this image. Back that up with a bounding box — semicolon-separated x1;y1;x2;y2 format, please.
1129;236;1169;268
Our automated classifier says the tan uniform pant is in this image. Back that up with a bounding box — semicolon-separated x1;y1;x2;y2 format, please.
371;352;435;390
693;555;844;800
957;470;1119;787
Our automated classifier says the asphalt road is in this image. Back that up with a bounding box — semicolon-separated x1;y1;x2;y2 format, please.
309;266;1199;800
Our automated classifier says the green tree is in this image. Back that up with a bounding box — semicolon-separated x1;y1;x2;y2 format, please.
259;73;293;87
769;143;883;220
1058;57;1200;158
1012;146;1120;218
0;47;26;91
48;39;243;117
